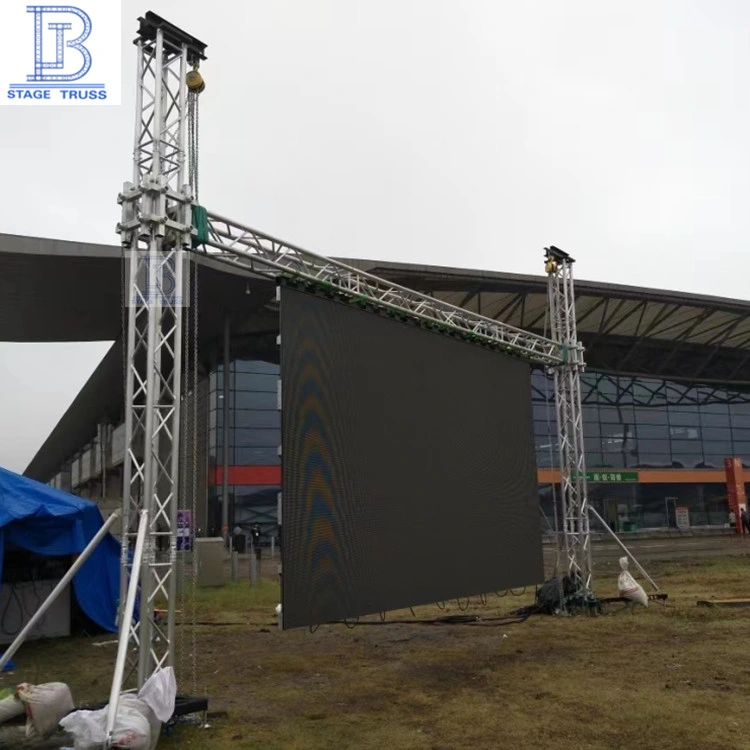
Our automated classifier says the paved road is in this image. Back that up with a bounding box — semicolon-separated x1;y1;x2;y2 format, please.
544;532;750;567
225;535;747;584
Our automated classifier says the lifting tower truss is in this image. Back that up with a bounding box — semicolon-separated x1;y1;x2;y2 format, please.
117;13;206;688
117;12;591;688
545;246;592;597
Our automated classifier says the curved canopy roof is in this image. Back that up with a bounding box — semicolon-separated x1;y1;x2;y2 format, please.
5;232;750;480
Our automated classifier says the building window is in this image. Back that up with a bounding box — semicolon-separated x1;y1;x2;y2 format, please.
530;371;750;470
208;358;281;469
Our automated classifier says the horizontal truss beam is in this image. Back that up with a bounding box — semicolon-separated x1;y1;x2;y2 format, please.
198;211;563;366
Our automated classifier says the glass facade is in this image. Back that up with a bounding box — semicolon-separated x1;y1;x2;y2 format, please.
207;358;280;537
532;370;750;470
539;481;733;530
207;360;750;534
533;370;750;529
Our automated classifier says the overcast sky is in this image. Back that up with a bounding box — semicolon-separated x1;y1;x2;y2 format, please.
1;0;749;473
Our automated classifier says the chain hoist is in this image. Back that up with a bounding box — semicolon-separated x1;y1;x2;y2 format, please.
190;257;199;697
186;64;204;204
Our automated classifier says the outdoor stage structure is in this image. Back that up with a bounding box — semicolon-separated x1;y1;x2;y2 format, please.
116;12;592;689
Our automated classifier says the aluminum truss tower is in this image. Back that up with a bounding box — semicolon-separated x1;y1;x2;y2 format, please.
545;246;592;596
117;13;591;687
117;13;206;688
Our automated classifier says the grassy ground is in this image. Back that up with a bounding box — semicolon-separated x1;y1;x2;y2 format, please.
4;555;750;749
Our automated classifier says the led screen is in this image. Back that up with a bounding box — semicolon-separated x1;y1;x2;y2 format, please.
280;284;543;629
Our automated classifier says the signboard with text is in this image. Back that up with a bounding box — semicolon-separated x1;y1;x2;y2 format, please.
177;510;192;551
572;471;639;483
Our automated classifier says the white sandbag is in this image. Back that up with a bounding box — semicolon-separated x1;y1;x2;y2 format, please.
120;695;160;750
59;667;174;750
617;556;648;607
59;699;152;750
0;688;25;725
17;682;74;738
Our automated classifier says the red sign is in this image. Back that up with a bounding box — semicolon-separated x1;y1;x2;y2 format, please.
211;465;281;487
724;457;746;535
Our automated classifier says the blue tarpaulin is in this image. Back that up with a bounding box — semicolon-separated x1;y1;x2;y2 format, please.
0;466;120;633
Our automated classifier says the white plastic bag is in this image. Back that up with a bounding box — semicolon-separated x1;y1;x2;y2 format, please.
58;707;107;748
137;667;176;723
617;556;648;607
17;681;74;738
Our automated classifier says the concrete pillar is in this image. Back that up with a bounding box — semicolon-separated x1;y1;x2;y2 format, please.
222;315;231;545
59;463;72;492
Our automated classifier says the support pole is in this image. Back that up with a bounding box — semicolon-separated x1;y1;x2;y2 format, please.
231;550;239;581
106;510;149;746
136;233;161;687
100;422;107;501
222;315;230;546
249;551;258;587
0;510;122;673
588;506;659;591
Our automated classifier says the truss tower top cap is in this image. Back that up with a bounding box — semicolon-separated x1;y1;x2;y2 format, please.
544;245;575;264
135;11;208;64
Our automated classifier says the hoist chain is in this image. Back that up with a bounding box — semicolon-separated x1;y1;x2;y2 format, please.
177;259;190;681
187;91;200;204
185;63;202;697
190;259;199;698
120;247;127;442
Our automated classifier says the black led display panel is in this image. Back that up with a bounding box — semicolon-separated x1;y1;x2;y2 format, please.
280;285;543;629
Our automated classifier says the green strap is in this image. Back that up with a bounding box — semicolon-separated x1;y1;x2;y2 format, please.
191;204;209;248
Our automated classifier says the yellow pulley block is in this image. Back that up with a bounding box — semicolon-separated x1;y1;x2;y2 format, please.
186;69;205;94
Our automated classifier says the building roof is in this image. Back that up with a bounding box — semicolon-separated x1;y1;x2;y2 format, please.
0;232;276;343
5;233;750;480
0;233;122;341
351;259;750;385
